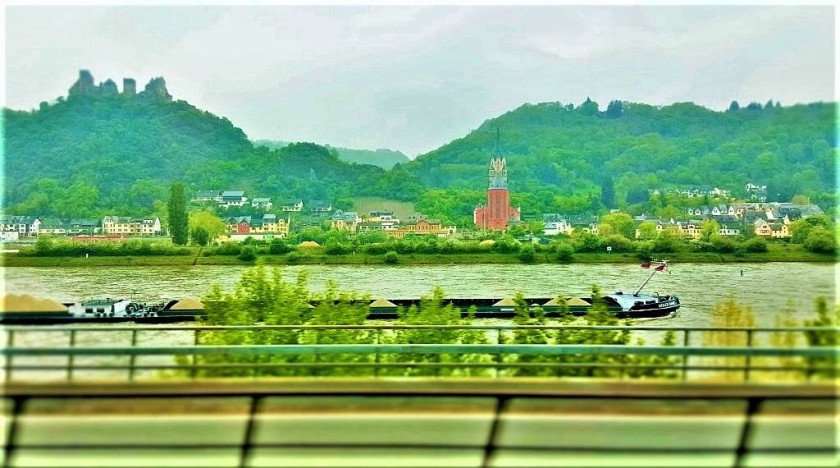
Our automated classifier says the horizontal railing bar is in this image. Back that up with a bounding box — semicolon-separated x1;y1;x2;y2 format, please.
3;324;836;332
5;443;835;453
6;363;834;372
3;344;836;357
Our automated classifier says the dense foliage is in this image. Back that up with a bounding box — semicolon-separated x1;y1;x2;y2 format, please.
3;95;387;217
4;88;835;223
182;266;680;378
167;181;189;245
407;100;836;217
254;140;410;169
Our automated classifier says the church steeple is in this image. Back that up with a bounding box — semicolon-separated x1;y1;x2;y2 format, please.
488;157;508;189
488;127;507;189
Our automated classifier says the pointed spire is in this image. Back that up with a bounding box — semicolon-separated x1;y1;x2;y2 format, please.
493;126;501;156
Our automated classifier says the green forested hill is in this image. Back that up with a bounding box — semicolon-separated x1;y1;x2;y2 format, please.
254;140;410;169
3;93;385;218
3;79;835;223
407;100;836;210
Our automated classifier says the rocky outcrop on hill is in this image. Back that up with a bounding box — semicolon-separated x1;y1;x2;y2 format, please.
66;70;171;101
141;77;172;101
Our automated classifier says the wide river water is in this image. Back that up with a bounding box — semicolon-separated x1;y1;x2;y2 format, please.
2;262;836;328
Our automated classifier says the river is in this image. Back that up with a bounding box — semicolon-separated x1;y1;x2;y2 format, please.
2;262;836;328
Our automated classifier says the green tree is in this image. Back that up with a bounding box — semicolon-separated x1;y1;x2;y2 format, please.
167;181;189;245
803;226;836;253
189;210;228;242
599;212;635;239
637;221;658;240
790;215;832;244
700;219;720;242
191;226;210;246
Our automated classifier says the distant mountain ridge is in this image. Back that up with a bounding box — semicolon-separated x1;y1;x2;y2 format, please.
3;70;387;218
254;140;410;169
406;99;835;205
3;70;835;220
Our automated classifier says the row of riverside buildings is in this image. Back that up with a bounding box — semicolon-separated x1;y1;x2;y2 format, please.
192;190;332;213
330;211;457;238
0;216;162;242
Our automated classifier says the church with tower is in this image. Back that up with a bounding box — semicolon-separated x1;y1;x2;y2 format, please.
473;133;520;231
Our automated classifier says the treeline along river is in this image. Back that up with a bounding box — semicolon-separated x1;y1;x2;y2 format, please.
2;262;835;328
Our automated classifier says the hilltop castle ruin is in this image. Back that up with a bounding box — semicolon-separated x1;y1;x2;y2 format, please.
68;70;171;101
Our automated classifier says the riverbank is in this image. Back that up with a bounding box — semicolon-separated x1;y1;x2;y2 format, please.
2;244;834;267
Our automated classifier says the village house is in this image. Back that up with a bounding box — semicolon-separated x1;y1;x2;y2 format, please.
753;219;773;237
101;216;162;236
362;211;400;231
308;200;333;213
677;222;703;239
330;210;361;233
390;215;452;238
38;219;69;236
542;214;572;236
281;199;304;212
568;215;600;234
192;190;222;203
718;223;741;237
219;190;248;209
251;198;273;210
745;183;768;202
67;219;101;235
0;215;41;237
225;214;289;240
769;222;790;239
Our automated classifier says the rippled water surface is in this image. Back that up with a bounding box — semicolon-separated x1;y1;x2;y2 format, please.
3;262;835;327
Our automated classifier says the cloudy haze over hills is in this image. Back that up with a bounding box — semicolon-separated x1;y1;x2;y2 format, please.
4;5;835;157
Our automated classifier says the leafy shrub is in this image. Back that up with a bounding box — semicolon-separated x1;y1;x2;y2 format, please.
710;235;737;253
555;242;575;262
213;242;242;256
600;234;633;253
363;243;389;255
803;227;836;253
237;245;257;261
518;244;536;263
268;239;292;255
741;237;768;253
383;250;399;264
494;236;520;253
286;251;302;263
324;240;351;255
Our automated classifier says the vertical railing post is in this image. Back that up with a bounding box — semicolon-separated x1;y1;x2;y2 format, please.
744;329;754;382
495;328;503;378
5;329;14;382
682;329;690;381
191;328;199;380
374;328;382;378
128;329;139;381
67;330;77;381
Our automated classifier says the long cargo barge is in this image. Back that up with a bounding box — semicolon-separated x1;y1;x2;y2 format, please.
1;262;678;324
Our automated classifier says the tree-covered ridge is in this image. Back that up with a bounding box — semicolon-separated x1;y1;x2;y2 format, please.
3;91;387;218
408;100;836;209
254;139;410;169
3;73;835;223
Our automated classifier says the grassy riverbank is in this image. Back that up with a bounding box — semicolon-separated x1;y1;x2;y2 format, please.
2;244;834;267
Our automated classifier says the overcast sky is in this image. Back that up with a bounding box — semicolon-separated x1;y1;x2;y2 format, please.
4;5;835;157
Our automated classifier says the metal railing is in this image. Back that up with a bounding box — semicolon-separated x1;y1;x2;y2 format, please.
2;324;836;382
2;380;837;468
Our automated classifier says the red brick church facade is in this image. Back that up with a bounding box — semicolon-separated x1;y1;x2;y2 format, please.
473;157;520;231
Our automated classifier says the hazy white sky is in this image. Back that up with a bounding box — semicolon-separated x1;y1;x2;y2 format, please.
4;4;835;156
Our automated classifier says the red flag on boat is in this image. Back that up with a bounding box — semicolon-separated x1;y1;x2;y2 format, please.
640;262;651;269
655;263;666;271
